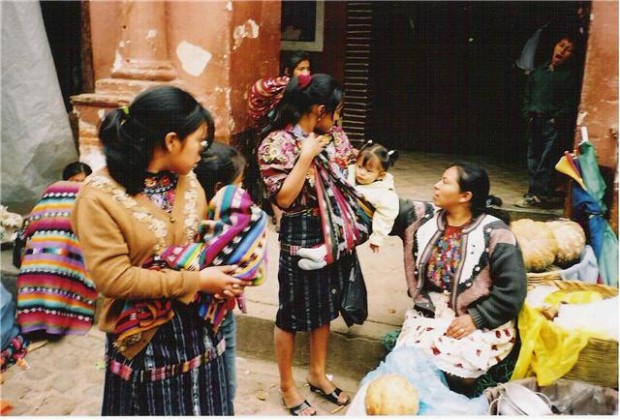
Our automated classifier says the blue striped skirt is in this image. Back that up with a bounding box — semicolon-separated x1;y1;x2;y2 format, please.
276;210;362;332
102;301;230;415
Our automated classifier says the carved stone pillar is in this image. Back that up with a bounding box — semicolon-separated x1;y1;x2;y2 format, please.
71;0;178;168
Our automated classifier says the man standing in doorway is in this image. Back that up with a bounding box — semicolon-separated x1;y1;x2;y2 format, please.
516;36;579;209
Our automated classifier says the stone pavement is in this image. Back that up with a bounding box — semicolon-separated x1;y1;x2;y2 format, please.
0;328;359;416
0;150;561;416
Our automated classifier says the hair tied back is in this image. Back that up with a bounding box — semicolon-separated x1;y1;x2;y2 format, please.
360;139;373;152
298;74;312;90
387;149;399;165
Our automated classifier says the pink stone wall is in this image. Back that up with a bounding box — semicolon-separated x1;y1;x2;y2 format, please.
578;0;618;231
87;1;280;142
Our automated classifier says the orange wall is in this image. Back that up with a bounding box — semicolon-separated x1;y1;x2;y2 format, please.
578;0;618;230
578;0;618;168
88;1;281;141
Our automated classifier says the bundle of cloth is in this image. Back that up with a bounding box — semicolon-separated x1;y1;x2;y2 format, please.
113;185;268;349
16;180;97;336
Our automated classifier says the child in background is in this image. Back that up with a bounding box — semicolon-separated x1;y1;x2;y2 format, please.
194;142;265;413
297;141;399;270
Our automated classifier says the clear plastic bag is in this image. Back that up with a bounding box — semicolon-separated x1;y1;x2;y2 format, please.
346;346;489;416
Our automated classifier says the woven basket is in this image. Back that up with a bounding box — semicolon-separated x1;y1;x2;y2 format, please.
533;280;618;388
526;269;562;285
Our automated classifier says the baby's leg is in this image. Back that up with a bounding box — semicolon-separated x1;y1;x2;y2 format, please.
297;244;327;270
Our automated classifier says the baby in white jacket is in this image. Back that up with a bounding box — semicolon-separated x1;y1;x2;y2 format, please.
297;141;400;270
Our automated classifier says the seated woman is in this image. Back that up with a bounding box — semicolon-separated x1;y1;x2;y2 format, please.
15;162;97;338
396;161;527;397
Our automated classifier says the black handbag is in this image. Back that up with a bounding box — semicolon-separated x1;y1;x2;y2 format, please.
340;255;368;327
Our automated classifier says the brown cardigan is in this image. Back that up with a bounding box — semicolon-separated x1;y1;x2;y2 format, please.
71;169;207;359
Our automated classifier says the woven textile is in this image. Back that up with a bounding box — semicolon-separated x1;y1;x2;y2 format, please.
247;76;290;130
103;302;230;415
16;181;97;335
313;151;374;264
113;185;268;349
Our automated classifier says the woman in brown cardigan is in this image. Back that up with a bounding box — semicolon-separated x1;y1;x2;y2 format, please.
72;86;251;415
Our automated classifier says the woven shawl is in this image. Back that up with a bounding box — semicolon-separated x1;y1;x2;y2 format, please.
113;185;268;349
313;152;375;264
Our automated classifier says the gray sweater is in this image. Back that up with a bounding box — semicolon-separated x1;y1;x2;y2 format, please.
399;202;527;330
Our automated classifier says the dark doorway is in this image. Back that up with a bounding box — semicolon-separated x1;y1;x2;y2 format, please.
39;1;92;112
369;1;589;163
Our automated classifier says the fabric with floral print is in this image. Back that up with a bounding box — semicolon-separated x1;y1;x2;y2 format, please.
258;124;353;213
395;291;516;378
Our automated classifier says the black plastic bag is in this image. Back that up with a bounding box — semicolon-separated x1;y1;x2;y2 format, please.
340;255;368;327
12;222;27;268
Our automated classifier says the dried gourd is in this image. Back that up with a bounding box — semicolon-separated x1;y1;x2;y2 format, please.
365;374;419;415
546;219;586;267
510;219;558;272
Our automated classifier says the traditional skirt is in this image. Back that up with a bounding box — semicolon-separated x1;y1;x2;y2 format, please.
102;302;230;416
395;292;517;379
276;210;362;332
16;181;97;335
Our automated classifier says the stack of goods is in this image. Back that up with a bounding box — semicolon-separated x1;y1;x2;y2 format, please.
510;218;587;282
512;280;618;388
0;205;23;244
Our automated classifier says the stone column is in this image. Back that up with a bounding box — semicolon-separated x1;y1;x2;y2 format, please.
111;1;175;81
71;0;178;169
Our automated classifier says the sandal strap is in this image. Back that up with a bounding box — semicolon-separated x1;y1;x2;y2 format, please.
289;399;316;416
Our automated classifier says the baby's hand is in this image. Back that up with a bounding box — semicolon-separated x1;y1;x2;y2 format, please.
370;244;380;253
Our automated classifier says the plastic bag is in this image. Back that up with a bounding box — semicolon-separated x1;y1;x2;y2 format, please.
511;303;590;386
346;347;489;416
340;255;368;327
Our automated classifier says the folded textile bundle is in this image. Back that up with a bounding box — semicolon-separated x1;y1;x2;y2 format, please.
113;185;268;349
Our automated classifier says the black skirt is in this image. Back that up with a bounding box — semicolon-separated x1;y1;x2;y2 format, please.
276;211;363;332
102;302;230;415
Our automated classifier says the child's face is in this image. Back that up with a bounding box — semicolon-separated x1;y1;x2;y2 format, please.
292;60;311;77
355;160;383;185
551;38;574;67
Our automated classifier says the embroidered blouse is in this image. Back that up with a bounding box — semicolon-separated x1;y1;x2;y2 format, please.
258;124;353;213
144;171;178;214
425;224;464;292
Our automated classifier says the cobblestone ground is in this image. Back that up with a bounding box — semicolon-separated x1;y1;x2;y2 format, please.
1;328;358;416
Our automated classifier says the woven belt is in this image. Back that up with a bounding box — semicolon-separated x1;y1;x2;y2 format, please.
282;207;320;217
280;243;302;255
108;338;226;383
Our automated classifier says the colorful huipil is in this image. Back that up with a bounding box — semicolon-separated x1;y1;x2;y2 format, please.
16;180;97;335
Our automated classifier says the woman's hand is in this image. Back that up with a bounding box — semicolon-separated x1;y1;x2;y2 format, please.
198;265;251;299
299;133;330;161
275;133;331;209
445;314;477;339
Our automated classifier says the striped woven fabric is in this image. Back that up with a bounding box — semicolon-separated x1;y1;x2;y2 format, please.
247;76;290;129
313;152;375;264
16;181;97;335
113;185;268;348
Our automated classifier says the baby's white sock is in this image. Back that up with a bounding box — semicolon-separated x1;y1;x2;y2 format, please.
297;244;327;270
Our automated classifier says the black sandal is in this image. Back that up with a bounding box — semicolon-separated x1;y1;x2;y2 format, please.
286;399;316;416
308;383;351;406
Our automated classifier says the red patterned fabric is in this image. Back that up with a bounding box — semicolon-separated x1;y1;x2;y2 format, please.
247;76;290;129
